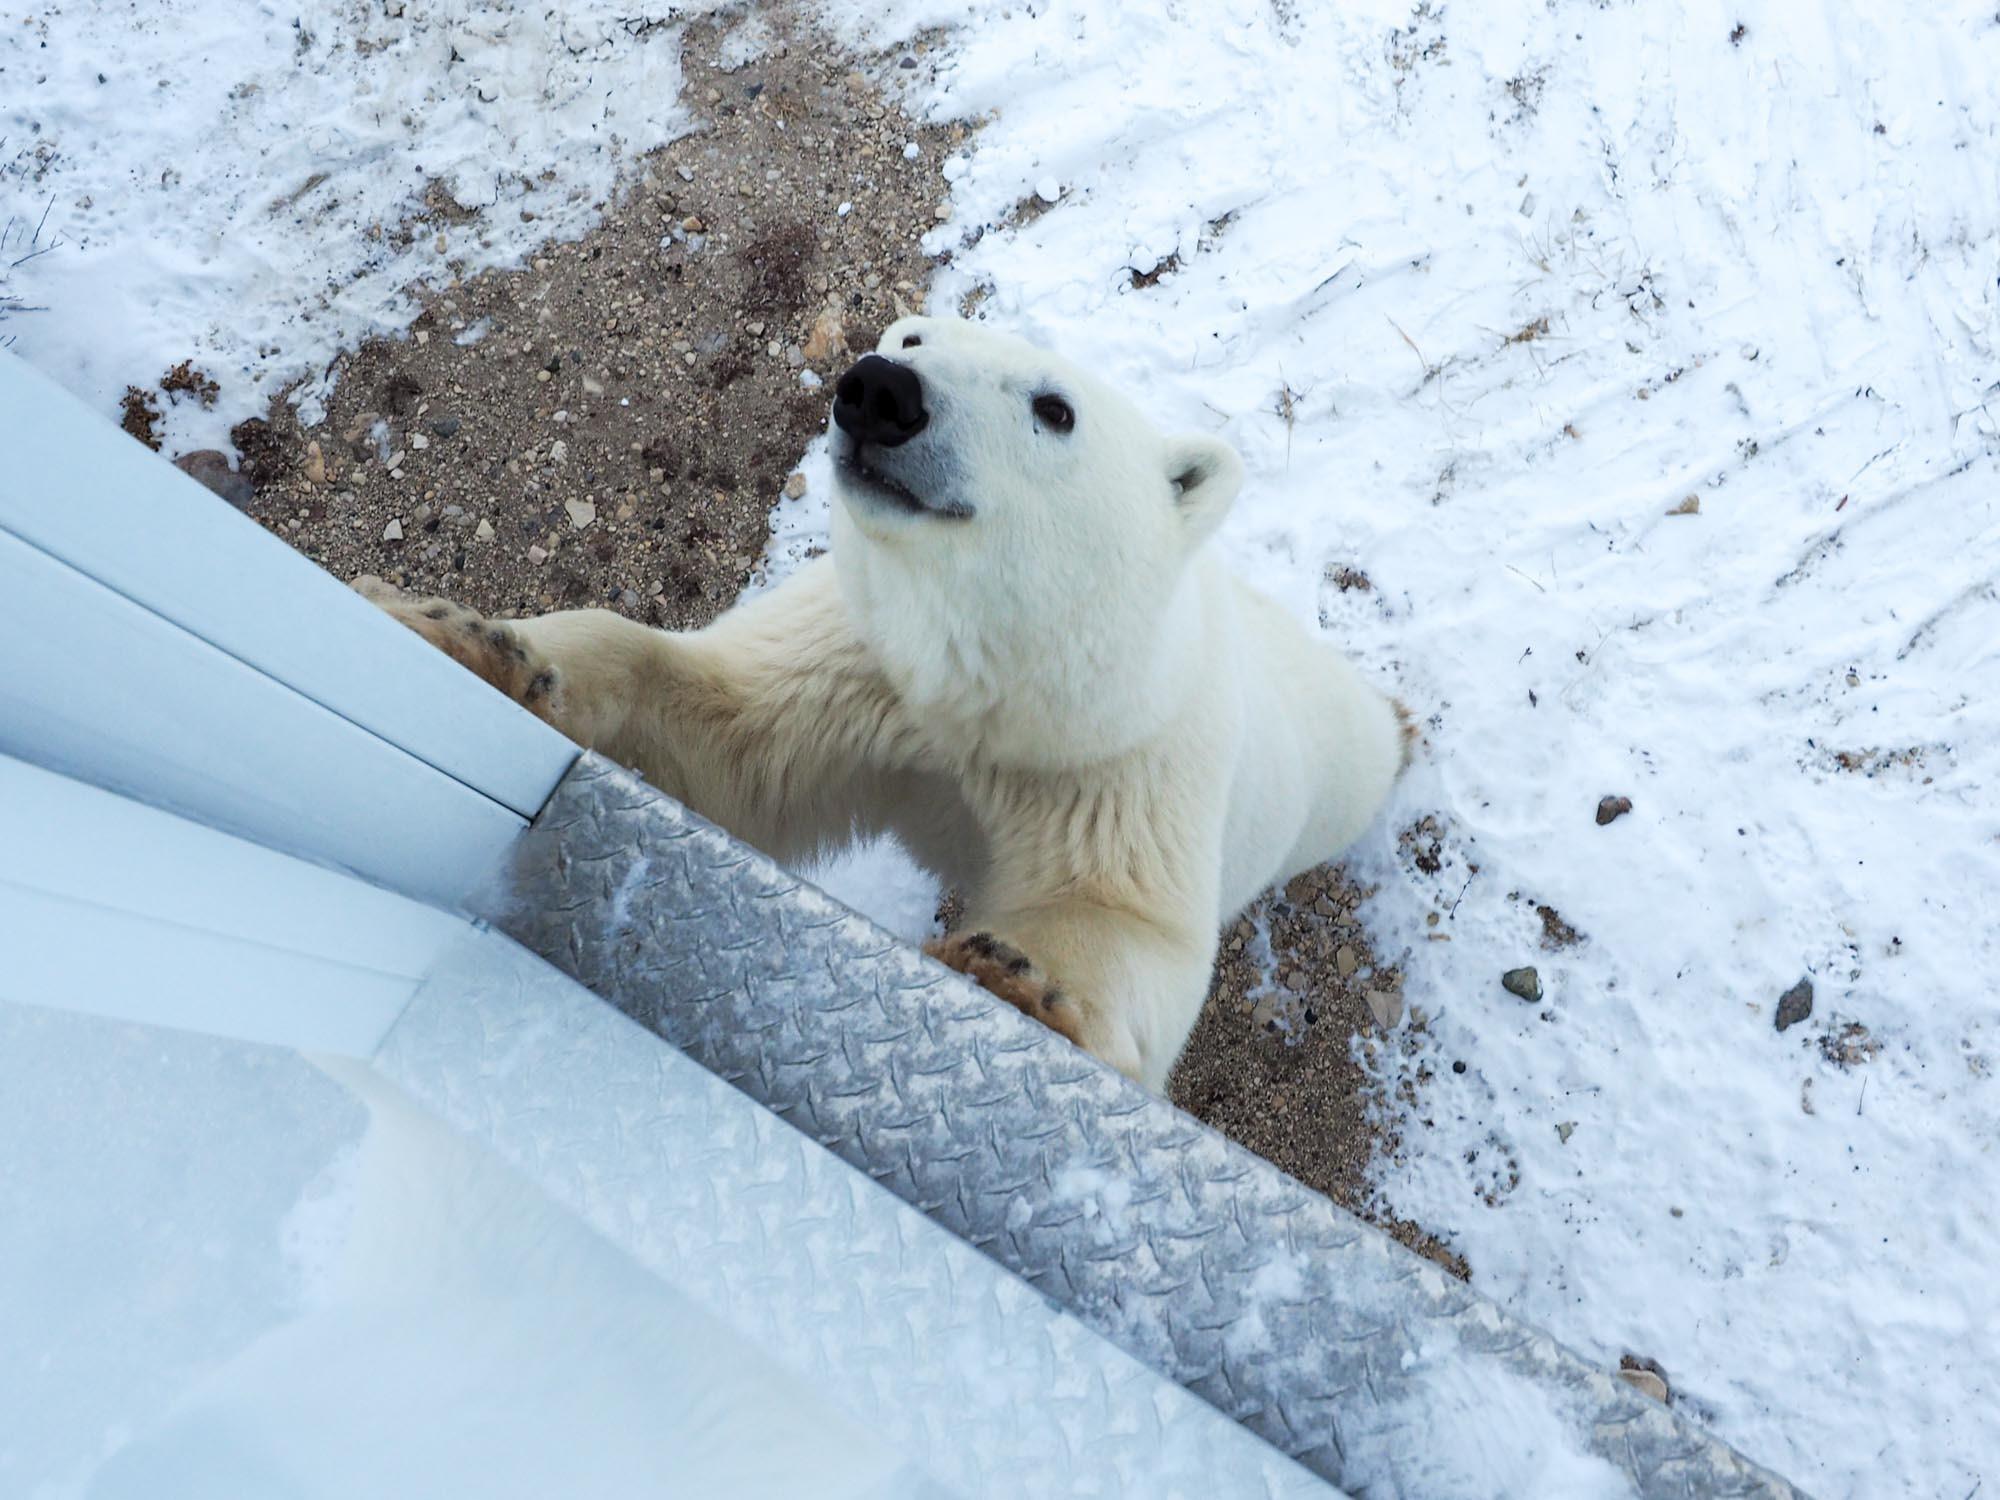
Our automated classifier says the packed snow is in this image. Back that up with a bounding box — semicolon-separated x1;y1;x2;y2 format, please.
8;0;1998;1495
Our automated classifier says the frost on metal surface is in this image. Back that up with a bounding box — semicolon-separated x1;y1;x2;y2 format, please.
376;928;1336;1500
475;754;1808;1500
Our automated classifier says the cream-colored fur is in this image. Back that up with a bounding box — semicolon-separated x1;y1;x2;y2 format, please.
359;316;1409;1091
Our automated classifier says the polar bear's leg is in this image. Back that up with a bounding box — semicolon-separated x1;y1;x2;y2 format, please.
354;563;916;867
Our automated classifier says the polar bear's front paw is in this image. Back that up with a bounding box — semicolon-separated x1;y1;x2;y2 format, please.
925;931;1087;1049
352;575;562;724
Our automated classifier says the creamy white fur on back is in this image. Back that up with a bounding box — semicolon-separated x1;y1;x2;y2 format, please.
359;315;1410;1090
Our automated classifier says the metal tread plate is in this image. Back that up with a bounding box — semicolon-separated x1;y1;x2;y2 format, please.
478;754;1806;1499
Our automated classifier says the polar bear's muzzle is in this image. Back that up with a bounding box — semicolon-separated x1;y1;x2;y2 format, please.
830;354;971;521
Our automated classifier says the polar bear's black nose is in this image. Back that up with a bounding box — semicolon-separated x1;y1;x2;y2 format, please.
833;355;928;447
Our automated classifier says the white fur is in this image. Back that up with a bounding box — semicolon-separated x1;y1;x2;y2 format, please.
375;317;1408;1090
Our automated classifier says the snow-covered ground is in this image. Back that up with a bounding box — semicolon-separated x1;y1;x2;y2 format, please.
9;0;1997;1495
2;0;729;449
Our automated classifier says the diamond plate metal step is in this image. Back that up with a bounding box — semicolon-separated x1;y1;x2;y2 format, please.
475;753;1808;1499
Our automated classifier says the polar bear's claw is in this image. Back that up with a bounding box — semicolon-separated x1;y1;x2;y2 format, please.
925;931;1088;1049
353;574;563;725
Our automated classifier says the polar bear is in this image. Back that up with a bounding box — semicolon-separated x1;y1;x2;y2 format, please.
358;316;1410;1091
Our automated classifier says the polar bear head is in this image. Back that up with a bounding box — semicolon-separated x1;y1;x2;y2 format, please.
826;316;1243;763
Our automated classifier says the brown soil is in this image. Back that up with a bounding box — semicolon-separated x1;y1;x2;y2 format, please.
1171;864;1469;1279
232;11;962;626
120;386;162;450
168;6;1459;1278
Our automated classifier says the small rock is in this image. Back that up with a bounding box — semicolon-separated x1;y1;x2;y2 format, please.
409;433;430;450
1596;795;1634;825
172;450;255;510
1775;978;1814;1032
1555;1121;1576;1144
1501;967;1542;1003
527;543;549;565
803;306;848;363
1366;989;1403;1029
474;518;495;541
1668;494;1700;516
430;416;461;438
565;497;596;530
676;164;695;183
1618;1367;1669;1403
783;472;808;500
303;440;327;485
381;518;404;542
548;439;569;464
1617;1356;1671;1405
1335;945;1359;977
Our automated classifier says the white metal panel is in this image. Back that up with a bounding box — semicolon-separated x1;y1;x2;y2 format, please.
0;350;575;818
0;757;466;1052
0;530;526;908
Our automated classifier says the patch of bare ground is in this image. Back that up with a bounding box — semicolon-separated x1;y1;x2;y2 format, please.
229;11;962;625
1171;863;1470;1280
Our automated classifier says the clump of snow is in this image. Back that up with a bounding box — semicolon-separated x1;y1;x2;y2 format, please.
799;1;1999;1493
2;0;740;448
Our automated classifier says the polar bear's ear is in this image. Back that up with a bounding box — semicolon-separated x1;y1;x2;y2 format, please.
1166;434;1243;543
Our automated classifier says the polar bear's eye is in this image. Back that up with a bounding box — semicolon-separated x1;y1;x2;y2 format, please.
901;334;922;348
1032;393;1075;434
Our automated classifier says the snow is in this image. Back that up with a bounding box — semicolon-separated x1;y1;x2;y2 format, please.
9;0;1998;1493
2;0;736;448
